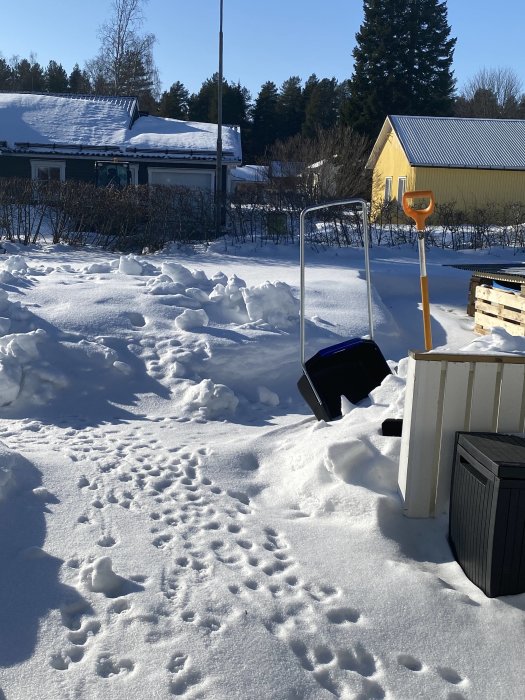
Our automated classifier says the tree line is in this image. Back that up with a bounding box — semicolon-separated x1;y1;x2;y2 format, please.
0;54;359;160
2;0;525;164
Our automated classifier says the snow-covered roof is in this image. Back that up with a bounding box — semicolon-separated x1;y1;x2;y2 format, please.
269;160;304;178
0;92;242;163
231;164;268;182
366;114;525;171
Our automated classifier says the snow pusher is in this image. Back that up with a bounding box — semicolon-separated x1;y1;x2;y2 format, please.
297;199;391;421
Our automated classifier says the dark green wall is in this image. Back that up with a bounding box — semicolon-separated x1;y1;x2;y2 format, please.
0;155;227;187
0;155;29;178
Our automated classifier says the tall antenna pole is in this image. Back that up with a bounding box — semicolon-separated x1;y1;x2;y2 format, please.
215;0;224;238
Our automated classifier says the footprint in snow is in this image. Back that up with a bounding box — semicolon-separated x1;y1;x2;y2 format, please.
326;606;361;625
397;653;424;672
437;666;467;685
49;646;85;670
289;637;383;698
51;607;101;671
397;654;469;696
96;654;135;678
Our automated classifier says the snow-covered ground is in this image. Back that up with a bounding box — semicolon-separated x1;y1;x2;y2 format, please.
0;238;524;700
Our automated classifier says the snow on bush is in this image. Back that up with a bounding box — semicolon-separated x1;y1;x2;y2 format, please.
458;326;525;355
147;276;186;295
82;556;124;596
161;261;200;286
0;441;29;500
0;330;48;406
241;281;299;329
0;356;22;406
257;385;280;406
0;289;11;313
84;262;112;274
3;255;28;274
175;308;209;330
119;254;145;275
186;378;239;417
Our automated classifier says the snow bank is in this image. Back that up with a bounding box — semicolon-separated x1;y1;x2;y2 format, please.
0;255;305;417
458;326;525;355
5;249;515;425
0;441;31;500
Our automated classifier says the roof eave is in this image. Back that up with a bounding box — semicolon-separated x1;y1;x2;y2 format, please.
365;117;394;170
5;146;242;164
410;161;525;171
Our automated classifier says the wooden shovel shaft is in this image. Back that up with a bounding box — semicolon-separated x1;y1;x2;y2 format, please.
420;275;433;351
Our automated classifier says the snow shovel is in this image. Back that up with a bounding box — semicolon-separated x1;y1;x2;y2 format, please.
297;199;391;421
402;190;435;352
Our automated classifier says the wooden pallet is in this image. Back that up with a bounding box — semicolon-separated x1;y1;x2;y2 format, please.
475;285;525;336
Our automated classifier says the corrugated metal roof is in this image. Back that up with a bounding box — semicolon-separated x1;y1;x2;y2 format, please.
389;115;525;170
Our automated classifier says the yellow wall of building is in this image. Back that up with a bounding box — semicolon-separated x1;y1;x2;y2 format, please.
412;167;525;210
371;129;525;215
370;131;415;212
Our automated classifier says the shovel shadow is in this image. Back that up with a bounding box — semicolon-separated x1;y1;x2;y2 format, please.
0;447;91;667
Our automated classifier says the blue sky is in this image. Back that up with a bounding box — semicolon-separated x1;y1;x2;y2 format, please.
1;0;523;98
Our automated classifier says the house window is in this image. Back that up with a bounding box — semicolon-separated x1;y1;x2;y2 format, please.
147;168;214;191
397;177;407;203
30;160;65;182
95;161;134;188
128;164;139;185
384;177;392;201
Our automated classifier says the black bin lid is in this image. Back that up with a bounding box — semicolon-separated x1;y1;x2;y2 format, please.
457;432;525;480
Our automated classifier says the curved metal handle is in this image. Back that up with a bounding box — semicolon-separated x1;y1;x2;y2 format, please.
402;190;435;231
299;198;372;372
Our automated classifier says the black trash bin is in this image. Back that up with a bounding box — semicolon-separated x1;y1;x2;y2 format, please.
449;432;525;597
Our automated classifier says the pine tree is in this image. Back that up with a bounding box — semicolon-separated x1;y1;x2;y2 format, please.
251;81;280;158
188;75;250;127
159;81;190;119
276;76;304;141
45;60;69;93
302;77;339;138
68;64;92;94
302;74;319;116
188;76;216;122
223;82;251;127
344;0;456;137
0;57;13;90
11;56;45;92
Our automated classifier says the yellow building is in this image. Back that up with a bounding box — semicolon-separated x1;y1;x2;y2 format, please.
366;115;525;215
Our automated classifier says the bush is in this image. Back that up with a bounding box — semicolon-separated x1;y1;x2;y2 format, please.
1;176;525;253
0;179;217;251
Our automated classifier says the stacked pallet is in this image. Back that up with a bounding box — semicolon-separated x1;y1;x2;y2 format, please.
475;284;525;336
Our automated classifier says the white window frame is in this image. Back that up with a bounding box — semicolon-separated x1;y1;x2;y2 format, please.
147;167;214;191
384;176;392;202
30;159;65;182
128;163;139;185
397;176;407;203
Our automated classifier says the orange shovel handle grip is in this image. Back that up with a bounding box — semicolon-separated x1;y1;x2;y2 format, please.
402;190;435;231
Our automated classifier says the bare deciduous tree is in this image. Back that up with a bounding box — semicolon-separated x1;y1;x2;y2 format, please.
268;125;371;201
456;67;525;118
85;0;160;106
